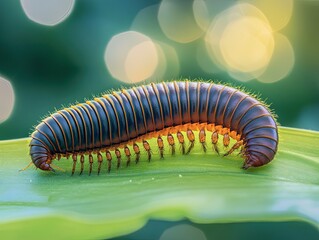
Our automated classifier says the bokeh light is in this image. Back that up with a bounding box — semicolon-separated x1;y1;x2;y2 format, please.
20;0;75;26
158;0;204;43
1;0;317;141
130;5;180;81
131;4;164;40
159;224;207;240
257;33;295;83
156;42;180;80
194;0;237;26
203;2;295;82
220;16;274;72
192;0;210;31
205;3;274;78
149;41;180;82
0;76;15;124
243;0;294;31
104;31;159;84
151;43;167;81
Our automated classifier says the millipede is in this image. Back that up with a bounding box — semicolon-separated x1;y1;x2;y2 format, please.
28;81;279;175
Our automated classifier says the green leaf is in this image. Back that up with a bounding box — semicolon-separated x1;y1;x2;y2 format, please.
0;127;318;239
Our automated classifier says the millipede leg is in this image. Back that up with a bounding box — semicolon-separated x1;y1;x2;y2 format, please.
202;141;207;152
124;146;131;167
202;143;207;153
238;145;245;156
159;149;164;159
126;156;131;166
79;154;84;175
213;144;219;155
177;131;185;154
199;128;207;153
147;151;151;161
115;148;121;169
97;153;103;175
143;140;152;162
71;154;77;175
19;161;34;172
157;136;164;159
224;140;243;157
50;163;66;172
181;143;185;155
106;150;112;173
167;133;175;155
186;129;195;154
89;154;93;175
211;131;219;155
171;145;175;155
135;153;140;163
223;133;230;148
186;141;195;154
133;143;141;163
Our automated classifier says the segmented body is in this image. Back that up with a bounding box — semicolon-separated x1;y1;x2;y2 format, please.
29;81;278;174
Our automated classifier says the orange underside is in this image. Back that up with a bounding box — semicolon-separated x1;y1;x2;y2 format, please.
49;123;242;161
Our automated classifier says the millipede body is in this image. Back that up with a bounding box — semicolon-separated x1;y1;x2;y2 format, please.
29;81;278;174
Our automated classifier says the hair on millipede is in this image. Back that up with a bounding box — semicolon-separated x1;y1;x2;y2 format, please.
28;80;279;174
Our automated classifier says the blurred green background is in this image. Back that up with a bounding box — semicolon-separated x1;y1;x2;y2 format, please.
0;1;319;239
0;0;319;141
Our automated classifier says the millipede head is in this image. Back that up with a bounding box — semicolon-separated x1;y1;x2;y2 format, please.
39;161;55;172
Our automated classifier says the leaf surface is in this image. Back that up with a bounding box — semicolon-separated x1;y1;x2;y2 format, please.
0;127;318;239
